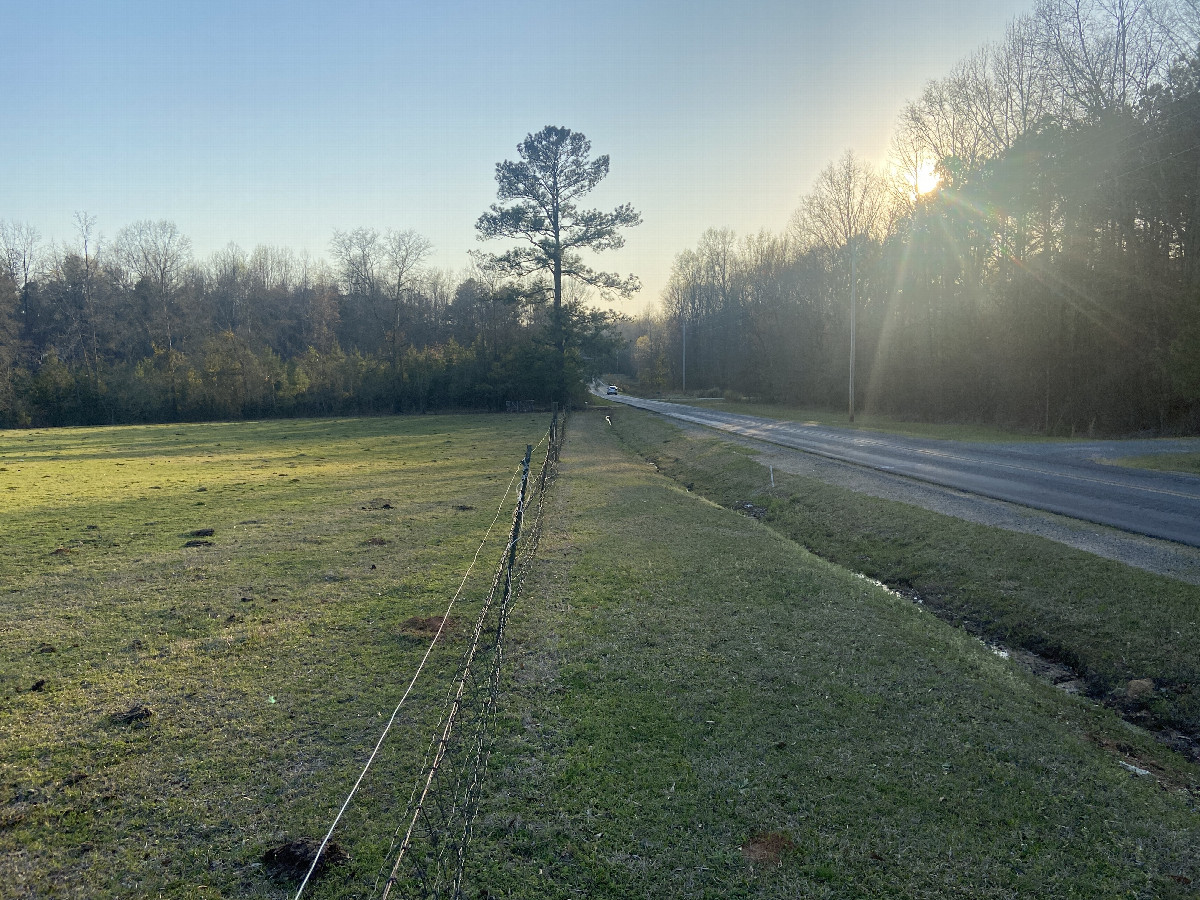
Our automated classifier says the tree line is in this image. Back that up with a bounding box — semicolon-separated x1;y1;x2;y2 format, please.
631;0;1200;435
0;128;636;427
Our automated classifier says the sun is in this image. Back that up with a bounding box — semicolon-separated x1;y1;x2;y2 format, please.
912;159;942;197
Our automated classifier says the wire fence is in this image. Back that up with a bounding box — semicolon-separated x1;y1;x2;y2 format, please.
373;411;562;899
294;411;564;900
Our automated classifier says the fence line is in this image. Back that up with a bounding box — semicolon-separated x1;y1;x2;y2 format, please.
293;413;563;900
376;412;563;899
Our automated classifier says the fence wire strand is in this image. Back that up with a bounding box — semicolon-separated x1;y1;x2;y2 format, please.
375;413;563;900
292;437;534;900
294;413;564;900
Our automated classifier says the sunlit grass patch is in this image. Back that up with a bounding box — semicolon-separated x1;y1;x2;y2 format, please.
0;413;545;899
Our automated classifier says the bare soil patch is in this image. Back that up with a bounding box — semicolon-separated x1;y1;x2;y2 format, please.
110;703;153;726
400;615;458;641
740;830;795;865
262;838;348;882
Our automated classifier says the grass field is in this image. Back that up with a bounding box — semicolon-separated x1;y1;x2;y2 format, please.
607;406;1200;746
2;412;1198;898
0;414;547;899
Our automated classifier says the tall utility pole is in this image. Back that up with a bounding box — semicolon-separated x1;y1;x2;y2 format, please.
795;151;882;425
849;237;856;423
681;317;687;394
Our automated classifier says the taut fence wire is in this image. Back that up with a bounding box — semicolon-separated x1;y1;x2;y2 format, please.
376;410;562;899
292;411;563;900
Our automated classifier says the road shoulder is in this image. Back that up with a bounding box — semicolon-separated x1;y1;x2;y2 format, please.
671;419;1200;586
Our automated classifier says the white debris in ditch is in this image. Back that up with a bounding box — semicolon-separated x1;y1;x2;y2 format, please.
1118;760;1151;777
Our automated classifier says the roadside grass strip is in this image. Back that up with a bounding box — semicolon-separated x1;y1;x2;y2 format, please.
624;396;1069;444
611;408;1200;751
1109;453;1200;476
0;414;546;899
467;410;1199;899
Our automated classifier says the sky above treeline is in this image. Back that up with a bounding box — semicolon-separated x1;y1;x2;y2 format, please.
3;0;1035;313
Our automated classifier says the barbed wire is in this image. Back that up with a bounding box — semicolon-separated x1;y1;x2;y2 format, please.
291;430;539;900
374;413;563;900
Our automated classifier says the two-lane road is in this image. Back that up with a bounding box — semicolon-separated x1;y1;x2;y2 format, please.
607;395;1200;548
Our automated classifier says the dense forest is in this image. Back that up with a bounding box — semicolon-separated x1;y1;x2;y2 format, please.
630;0;1200;435
0;218;625;427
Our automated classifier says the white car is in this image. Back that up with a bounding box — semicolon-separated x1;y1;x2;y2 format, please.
606;385;619;395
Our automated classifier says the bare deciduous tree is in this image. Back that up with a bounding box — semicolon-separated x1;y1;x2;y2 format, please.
330;227;382;300
330;227;431;364
115;219;192;351
994;14;1055;144
1035;0;1174;118
71;212;105;380
382;229;432;306
0;220;44;348
794;151;888;421
794;151;888;252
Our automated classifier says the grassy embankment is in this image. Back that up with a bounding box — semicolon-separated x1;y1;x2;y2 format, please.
0;414;546;899
465;409;1198;898
604;390;1064;443
605;405;1200;744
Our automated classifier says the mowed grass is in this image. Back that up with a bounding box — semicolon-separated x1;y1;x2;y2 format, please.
5;412;1200;899
609;408;1200;744
1111;453;1200;477
0;414;547;899
466;411;1199;898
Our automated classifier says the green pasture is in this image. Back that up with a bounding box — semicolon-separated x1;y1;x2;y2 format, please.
2;411;1198;899
0;414;546;899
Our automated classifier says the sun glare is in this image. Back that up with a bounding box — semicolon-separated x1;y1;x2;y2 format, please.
912;160;941;197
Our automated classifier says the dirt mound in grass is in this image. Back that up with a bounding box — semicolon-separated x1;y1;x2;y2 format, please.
110;703;153;725
400;615;458;641
263;838;348;881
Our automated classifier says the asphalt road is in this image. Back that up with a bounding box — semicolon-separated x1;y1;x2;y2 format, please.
606;395;1200;548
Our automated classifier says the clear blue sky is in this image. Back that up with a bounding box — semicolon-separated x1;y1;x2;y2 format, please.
2;0;1034;312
